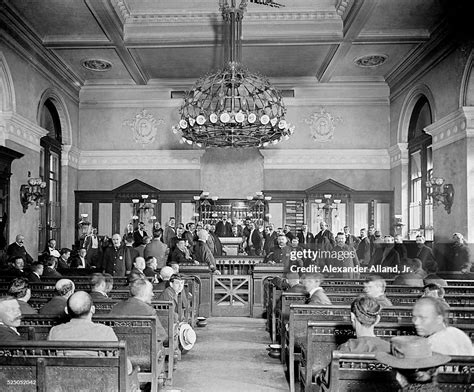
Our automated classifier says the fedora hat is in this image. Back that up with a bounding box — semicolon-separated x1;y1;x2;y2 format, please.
178;322;196;351
376;336;451;369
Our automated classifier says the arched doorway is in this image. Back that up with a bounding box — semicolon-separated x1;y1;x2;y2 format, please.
38;99;62;252
408;96;433;240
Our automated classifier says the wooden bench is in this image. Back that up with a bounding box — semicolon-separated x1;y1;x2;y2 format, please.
312;351;474;392
19;314;165;392
322;284;474;295
298;321;474;392
0;341;137;392
275;290;474;348
286;306;474;392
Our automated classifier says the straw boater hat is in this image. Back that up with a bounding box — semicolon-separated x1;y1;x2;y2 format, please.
178;322;196;351
375;336;451;369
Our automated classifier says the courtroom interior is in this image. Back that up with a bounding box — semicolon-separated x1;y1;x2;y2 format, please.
0;0;473;391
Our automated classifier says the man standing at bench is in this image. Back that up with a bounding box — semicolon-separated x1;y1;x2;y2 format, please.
0;297;23;342
412;297;473;355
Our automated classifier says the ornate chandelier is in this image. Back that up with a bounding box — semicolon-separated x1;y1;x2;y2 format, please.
172;0;294;148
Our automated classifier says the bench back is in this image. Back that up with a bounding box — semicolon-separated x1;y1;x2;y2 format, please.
303;321;474;390
281;292;474;315
322;284;474;295
0;341;130;392
320;352;474;392
319;278;474;287
20;314;160;374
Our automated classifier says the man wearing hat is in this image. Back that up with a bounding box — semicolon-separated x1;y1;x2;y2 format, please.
376;336;451;391
412;297;473;355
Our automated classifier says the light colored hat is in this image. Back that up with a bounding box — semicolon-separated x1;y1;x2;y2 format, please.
50;249;60;258
178;322;196;351
375;336;450;369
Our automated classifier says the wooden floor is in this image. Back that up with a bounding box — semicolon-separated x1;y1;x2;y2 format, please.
168;317;288;392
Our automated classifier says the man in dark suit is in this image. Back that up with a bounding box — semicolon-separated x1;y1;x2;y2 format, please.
6;234;33;265
133;221;148;248
356;228;371;266
163;218;176;249
0;297;24;342
302;273;331;305
170;238;194;264
70;248;90;269
263;224;278;256
26;262;43;282
7;257;26;277
264;233;300;274
42;238;60;260
39;279;75;321
297;224;314;246
343;226;360;248
371;236;400;277
143;257;159;282
193;230;219;273
244;221;262;256
42;256;62;278
314;221;335;249
330;232;360;278
283;225;295;242
89;272;115;303
108;279;167;342
215;213;233;237
414;235;436;268
102;234;135;277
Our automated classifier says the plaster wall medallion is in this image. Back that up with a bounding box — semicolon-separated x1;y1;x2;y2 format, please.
304;107;342;143
123;109;164;145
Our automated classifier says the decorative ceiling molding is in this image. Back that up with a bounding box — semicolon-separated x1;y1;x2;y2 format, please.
78;150;205;170
0;4;81;102
424;107;474;151
388;143;408;168
387;22;456;102
260;149;390;170
336;0;355;19
61;145;80;169
0;112;48;152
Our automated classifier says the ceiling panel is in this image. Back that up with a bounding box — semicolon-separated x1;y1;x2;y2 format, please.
8;0;108;42
53;48;133;82
133;47;221;80
329;43;418;81
361;0;443;33
242;45;335;78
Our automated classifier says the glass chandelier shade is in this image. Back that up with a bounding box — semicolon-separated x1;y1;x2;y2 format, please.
172;0;294;148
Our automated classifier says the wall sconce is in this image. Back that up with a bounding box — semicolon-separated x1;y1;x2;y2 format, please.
426;177;454;214
20;177;46;213
315;194;341;216
131;194;158;220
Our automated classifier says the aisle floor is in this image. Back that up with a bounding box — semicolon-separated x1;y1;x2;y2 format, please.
167;317;288;392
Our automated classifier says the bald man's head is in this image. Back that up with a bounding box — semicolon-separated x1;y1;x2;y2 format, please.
67;291;93;318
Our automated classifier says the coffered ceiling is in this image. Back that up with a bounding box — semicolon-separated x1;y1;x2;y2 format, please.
1;0;449;89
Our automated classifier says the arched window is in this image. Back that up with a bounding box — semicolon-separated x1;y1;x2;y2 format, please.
39;98;62;252
408;96;433;240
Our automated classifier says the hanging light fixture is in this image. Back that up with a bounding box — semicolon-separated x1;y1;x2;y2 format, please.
172;0;294;148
